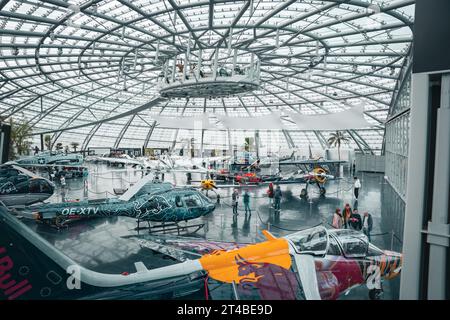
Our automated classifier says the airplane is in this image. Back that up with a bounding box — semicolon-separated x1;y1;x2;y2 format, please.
169;155;231;171
0;164;55;206
0;208;401;300
20;174;216;229
14;150;84;166
138;157;171;170
278;159;346;197
7;162;89;180
86;153;142;167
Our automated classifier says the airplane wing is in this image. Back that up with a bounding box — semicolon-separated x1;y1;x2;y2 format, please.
9;164;41;179
292;254;322;300
13;163;87;169
279;159;347;166
118;174;155;201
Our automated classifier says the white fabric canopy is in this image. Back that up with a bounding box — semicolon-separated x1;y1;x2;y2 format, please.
285;104;371;130
215;112;285;129
152;113;217;130
150;105;371;130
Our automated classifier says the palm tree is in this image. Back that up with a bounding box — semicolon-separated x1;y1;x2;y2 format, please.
44;135;52;151
55;142;63;151
9;117;33;160
71;142;80;152
327;131;350;161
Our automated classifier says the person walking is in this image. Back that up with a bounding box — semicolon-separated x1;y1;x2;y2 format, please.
274;185;282;213
232;189;239;215
354;176;361;200
362;211;373;241
342;203;352;228
332;208;343;229
243;189;251;215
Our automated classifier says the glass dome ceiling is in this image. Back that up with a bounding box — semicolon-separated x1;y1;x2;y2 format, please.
0;0;414;153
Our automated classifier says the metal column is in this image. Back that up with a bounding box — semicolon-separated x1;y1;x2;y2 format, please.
427;74;450;299
400;73;431;299
254;130;260;159
40;133;44;152
200;129;205;158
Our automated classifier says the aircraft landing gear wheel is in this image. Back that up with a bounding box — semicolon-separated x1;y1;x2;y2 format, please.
300;189;307;198
369;288;383;300
319;187;326;196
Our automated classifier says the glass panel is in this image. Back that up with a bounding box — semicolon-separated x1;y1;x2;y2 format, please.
286;226;329;255
332;230;369;258
183;194;201;208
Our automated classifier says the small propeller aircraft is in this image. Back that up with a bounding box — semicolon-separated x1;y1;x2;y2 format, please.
0;164;55;206
21;174;216;230
278;158;346;197
14;150;84;166
86;153;143;167
0;209;401;300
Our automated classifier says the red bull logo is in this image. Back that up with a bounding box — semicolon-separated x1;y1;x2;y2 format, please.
0;246;32;300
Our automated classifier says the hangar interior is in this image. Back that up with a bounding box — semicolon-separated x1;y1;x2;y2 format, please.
0;0;449;300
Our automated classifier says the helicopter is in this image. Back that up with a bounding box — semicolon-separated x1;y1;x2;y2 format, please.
21;174;215;230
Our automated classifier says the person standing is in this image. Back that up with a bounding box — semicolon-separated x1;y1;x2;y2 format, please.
350;208;362;230
83;179;89;199
267;182;274;207
274;185;282;213
362;211;373;241
342;203;352;228
186;172;192;184
243;189;251;215
332;208;343;229
354;176;361;200
232;189;239;215
60;175;66;190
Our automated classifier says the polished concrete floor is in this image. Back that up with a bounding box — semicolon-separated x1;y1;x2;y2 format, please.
22;163;404;300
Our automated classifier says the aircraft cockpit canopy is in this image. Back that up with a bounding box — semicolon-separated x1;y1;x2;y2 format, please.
286;226;329;256
330;229;370;258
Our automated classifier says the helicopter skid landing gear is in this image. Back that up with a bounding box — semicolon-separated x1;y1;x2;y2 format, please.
135;220;205;235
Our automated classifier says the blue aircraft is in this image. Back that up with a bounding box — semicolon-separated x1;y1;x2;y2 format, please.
22;175;215;229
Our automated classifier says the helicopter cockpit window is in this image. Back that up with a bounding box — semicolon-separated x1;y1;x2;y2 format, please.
40;180;53;193
183;194;201;208
286;226;328;255
175;195;183;207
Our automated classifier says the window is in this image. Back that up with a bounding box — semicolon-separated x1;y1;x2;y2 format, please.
175;195;183;207
327;237;342;256
366;244;384;257
183;194;201;208
336;231;369;258
286;226;328;255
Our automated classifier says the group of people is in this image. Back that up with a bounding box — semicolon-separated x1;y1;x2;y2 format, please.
231;182;283;217
332;203;373;240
